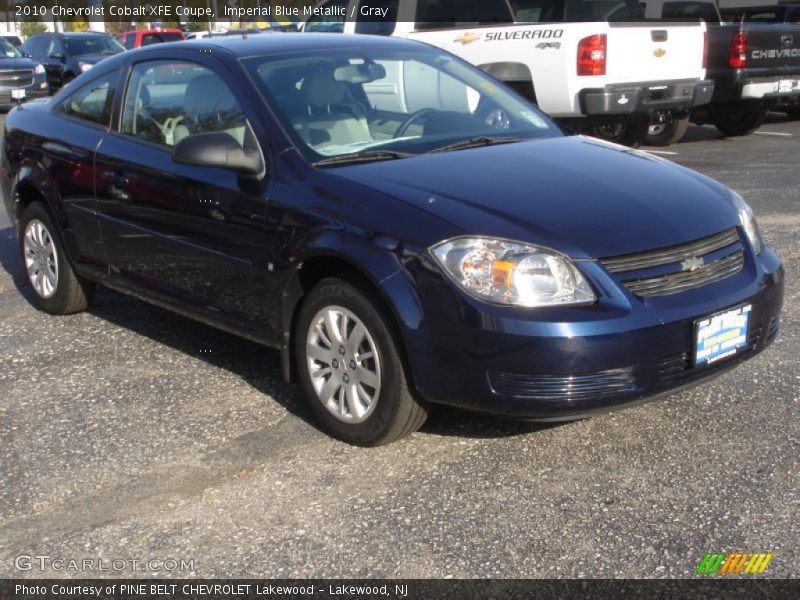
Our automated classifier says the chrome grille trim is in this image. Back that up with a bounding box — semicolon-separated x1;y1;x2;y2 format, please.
487;367;639;401
621;251;744;297
600;228;740;273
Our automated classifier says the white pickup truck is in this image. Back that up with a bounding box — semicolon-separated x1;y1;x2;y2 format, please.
302;0;714;145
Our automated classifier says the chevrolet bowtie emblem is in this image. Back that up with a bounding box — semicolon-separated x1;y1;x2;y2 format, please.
455;33;481;45
653;48;666;58
681;257;704;272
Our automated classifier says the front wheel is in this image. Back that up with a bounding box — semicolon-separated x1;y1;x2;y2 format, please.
19;202;94;314
713;107;767;137
646;116;690;146
295;276;428;446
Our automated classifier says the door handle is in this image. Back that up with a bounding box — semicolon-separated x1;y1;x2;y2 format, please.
102;170;130;188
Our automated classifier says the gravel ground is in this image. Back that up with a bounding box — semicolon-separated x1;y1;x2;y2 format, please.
0;115;797;579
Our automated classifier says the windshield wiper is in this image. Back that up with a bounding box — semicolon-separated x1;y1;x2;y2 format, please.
313;150;415;168
428;136;521;154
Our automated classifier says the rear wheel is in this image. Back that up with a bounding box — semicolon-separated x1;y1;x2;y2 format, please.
786;106;800;120
589;115;649;148
19;202;94;315
713;107;767;137
295;276;428;446
645;116;690;146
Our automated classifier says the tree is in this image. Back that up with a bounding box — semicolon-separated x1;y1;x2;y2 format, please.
20;22;47;38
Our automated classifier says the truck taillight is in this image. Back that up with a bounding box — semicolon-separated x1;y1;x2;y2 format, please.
729;32;748;69
703;32;708;69
577;34;607;76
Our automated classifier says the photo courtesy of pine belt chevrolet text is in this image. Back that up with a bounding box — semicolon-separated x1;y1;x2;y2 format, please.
0;33;784;446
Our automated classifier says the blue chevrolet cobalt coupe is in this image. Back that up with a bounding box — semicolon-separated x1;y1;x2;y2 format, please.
1;35;783;445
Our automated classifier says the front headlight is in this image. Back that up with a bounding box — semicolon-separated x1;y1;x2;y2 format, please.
430;237;596;307
731;191;763;254
33;63;45;75
78;61;93;73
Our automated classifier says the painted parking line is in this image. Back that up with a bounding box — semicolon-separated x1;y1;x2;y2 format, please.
754;131;793;137
644;149;679;155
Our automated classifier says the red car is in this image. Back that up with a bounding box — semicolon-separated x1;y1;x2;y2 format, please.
116;29;185;50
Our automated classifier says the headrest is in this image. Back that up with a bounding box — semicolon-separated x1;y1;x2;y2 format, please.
301;71;346;106
183;74;238;120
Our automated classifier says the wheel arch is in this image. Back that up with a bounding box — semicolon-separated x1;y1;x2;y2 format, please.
280;249;425;392
478;62;537;104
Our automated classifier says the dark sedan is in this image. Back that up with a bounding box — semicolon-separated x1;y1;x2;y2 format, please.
0;35;783;445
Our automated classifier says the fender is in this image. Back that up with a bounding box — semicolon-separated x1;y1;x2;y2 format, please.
279;230;428;385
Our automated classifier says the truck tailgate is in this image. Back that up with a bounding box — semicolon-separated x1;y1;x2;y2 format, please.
743;25;800;71
607;22;706;83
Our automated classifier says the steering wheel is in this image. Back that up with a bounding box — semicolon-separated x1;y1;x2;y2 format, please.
395;108;438;137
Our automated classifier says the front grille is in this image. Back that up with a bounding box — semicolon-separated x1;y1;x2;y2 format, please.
0;68;34;88
600;228;744;297
487;368;639;401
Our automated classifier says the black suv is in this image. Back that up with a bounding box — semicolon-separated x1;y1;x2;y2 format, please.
21;32;123;92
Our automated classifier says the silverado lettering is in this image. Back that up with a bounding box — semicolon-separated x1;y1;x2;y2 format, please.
484;29;563;42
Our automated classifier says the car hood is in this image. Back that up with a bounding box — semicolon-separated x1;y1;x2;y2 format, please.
332;136;739;259
0;56;36;69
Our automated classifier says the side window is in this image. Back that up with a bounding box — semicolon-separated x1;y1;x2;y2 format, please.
514;0;564;22
58;71;116;126
788;10;800;23
51;37;65;56
41;36;54;57
304;0;348;32
355;1;398;35
121;61;247;149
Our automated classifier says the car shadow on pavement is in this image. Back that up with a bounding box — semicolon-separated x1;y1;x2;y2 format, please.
1;224;564;443
676;112;793;145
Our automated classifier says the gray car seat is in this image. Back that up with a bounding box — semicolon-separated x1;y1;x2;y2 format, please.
292;70;373;151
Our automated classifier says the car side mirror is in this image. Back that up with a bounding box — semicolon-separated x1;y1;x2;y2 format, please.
49;51;65;60
172;132;264;178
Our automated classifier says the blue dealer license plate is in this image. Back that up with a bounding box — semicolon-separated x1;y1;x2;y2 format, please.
694;305;751;366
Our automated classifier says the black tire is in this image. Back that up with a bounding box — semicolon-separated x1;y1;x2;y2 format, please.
18;201;94;315
713;107;767;137
645;116;690;146
786;106;800;120
589;115;649;148
295;276;428;446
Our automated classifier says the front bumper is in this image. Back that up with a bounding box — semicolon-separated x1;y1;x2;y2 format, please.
581;79;715;116
0;79;50;108
403;245;783;419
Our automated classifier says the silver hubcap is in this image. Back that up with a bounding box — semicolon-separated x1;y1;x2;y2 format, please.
305;306;381;424
648;124;667;136
23;219;59;299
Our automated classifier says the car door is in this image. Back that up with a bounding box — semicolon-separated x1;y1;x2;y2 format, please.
42;69;119;279
94;54;273;335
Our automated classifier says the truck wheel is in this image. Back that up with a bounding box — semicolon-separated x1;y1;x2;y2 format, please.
295;276;429;446
645;116;690;146
713;107;767;137
589;116;649;148
786;106;800;120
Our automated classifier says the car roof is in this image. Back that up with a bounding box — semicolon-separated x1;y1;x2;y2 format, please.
137;32;427;59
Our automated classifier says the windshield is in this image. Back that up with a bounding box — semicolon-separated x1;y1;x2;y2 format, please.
244;46;561;163
65;36;124;56
0;37;21;58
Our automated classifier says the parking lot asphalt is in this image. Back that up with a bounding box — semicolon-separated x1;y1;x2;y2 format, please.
0;115;797;579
